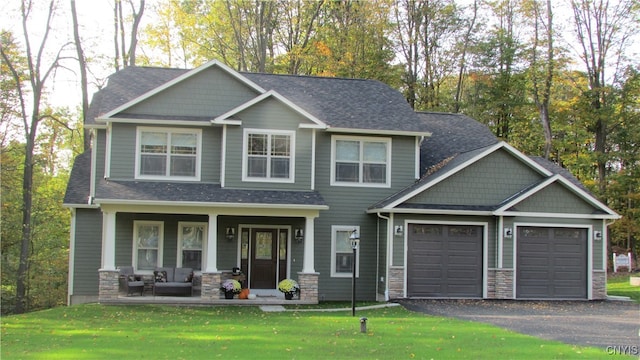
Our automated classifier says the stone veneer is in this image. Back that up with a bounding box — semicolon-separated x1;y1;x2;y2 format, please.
98;269;119;301
297;272;319;303
388;267;405;299
200;272;222;301
592;271;606;299
487;269;514;299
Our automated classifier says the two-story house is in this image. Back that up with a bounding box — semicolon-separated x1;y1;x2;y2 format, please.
64;60;619;305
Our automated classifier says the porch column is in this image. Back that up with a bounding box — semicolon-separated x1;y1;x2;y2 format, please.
302;216;315;273
205;213;218;272
100;210;116;271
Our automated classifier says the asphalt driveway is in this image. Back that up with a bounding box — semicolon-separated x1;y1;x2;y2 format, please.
398;299;640;350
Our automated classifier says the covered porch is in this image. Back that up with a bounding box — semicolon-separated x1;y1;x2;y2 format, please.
96;201;325;305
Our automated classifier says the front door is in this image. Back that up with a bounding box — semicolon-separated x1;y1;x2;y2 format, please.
250;229;278;289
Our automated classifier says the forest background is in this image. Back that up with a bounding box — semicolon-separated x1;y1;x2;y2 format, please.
1;0;638;314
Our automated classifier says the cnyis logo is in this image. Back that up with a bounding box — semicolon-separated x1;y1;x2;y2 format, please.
606;345;639;356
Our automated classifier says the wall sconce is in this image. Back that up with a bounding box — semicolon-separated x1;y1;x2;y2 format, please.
394;225;403;236
504;228;513;238
225;227;235;242
594;231;602;241
295;228;304;243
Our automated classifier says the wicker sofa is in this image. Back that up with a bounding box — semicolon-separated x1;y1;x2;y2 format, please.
152;267;194;296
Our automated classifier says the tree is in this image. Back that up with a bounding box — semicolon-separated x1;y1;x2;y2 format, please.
525;0;555;159
569;0;639;194
70;0;90;151
113;0;145;70
0;0;71;314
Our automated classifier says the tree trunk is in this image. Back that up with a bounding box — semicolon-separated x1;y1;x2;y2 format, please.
70;0;91;151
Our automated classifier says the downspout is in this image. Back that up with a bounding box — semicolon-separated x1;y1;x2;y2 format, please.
377;212;391;301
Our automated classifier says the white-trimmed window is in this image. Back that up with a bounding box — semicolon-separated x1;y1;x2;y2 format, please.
243;129;294;182
330;225;360;277
136;127;201;180
177;222;207;271
331;136;391;187
133;221;164;271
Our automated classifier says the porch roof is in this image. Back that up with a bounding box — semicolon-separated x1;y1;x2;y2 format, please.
94;179;328;209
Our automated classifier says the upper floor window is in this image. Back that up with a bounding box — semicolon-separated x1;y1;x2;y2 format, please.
136;127;201;180
331;136;391;187
243;129;294;182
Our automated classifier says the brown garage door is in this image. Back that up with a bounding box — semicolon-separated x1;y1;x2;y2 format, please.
407;224;483;298
516;227;587;299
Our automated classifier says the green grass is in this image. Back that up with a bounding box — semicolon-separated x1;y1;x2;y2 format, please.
1;304;629;359
607;273;640;302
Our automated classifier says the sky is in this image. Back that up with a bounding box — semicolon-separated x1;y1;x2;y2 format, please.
2;0;638;113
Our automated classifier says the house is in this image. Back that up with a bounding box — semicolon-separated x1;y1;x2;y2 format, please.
63;60;619;305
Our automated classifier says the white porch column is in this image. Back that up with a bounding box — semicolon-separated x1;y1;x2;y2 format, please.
205;213;218;272
302;216;315;273
100;210;116;271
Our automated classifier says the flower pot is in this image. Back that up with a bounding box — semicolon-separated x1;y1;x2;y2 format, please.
285;293;293;300
225;291;235;299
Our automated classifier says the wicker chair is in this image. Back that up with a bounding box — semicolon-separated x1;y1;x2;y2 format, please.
118;266;145;296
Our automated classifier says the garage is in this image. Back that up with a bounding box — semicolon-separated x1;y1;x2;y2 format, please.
516;226;587;299
407;224;483;297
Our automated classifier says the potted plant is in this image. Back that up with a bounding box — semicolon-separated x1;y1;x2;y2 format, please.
278;279;300;300
220;279;241;299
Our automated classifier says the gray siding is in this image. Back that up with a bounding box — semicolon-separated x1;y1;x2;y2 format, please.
409;150;544;205
313;132;418;300
224;98;313;190
126;67;258;117
108;123;220;182
515;183;598;214
71;209;103;296
95;130;106;179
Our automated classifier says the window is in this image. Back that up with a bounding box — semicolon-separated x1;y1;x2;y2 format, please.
136;127;201;180
243;129;294;182
332;136;390;187
177;222;207;271
133;221;163;271
331;225;360;277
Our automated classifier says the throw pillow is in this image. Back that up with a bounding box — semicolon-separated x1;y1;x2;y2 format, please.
185;271;194;283
153;270;167;283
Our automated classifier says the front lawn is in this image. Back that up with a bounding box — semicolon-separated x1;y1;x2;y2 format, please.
1;304;627;359
608;273;640;302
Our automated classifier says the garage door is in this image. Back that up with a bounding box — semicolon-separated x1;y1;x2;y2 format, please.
407;224;483;297
516;227;587;299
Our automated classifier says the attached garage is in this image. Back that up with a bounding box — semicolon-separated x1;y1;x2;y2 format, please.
407;224;484;298
516;226;588;299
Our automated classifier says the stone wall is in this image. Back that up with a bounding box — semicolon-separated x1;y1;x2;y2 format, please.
388;267;404;299
592;271;606;300
201;272;222;301
298;272;319;303
98;270;119;301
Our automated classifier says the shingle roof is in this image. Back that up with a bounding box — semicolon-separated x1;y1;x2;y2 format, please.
63;150;92;205
94;179;327;208
417;111;499;172
87;65;427;133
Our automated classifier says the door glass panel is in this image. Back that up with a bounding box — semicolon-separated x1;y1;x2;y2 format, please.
255;232;273;259
279;231;287;259
241;231;249;259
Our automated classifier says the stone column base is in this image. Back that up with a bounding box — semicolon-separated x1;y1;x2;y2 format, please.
388;267;405;299
592;271;606;299
487;269;514;299
98;269;119;302
201;272;222;301
297;272;319;303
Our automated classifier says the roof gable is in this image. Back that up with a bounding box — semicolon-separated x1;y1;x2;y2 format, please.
213;90;326;129
98;60;265;122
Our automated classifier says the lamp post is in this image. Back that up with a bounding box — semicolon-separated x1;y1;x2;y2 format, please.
349;229;360;317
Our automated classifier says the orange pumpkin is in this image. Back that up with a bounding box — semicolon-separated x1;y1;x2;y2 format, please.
239;288;250;299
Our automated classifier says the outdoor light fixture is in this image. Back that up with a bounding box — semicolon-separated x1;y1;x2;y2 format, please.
225;227;235;242
295;228;304;243
349;229;360;317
